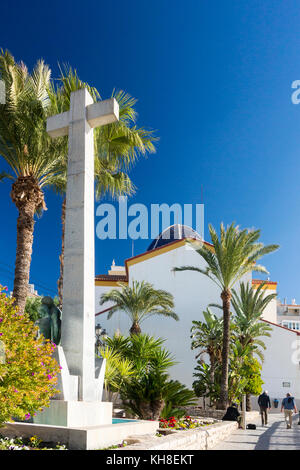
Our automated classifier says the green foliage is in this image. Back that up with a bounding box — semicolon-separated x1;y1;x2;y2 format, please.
193;362;221;406
97;346;135;396
24;297;42;323
231;282;274;361
191;308;223;365
108;333;175;375
174;222;279;291
94;89;158;201
120;369;170;420
106;333;195;420
47;67;158;201
0;287;60;426
0;49;65;197
242;356;264;396
100;280;178;334
105;332;130;355
227;341;250;403
0;436;67;450
160;380;197;419
192;350;264;405
192;300;266;405
193;337;264;405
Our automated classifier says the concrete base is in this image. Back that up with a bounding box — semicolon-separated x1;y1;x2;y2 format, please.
33;400;112;427
1;419;159;450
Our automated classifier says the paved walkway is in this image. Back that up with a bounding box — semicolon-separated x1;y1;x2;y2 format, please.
213;413;300;450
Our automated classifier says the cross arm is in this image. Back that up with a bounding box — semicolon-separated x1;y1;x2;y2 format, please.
86;98;119;128
46;97;119;139
47;111;70;138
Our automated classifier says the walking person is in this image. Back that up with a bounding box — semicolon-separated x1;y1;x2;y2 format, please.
258;390;271;426
281;393;297;429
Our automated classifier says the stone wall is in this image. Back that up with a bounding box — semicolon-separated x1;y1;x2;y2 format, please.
183;406;260;421
184;407;225;419
118;411;260;451
118;421;238;451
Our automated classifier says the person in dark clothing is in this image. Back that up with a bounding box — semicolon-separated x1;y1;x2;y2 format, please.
258;390;271;426
222;403;241;427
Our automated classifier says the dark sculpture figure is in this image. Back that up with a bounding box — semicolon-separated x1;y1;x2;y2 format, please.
36;296;62;345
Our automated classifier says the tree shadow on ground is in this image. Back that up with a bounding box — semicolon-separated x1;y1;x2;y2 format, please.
255;415;300;450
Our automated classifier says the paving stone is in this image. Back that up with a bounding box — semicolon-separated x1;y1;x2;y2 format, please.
213;413;300;450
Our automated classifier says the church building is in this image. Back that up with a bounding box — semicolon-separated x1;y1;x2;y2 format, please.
94;224;300;405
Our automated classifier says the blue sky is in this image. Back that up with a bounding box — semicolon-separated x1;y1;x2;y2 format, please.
1;0;300;302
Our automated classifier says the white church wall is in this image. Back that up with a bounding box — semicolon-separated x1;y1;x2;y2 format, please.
95;284;117;316
261;293;277;324
260;323;300;402
95;284;126;335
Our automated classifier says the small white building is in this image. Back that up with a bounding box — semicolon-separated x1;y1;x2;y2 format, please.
277;299;300;331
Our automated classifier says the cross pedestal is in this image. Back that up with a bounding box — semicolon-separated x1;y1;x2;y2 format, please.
33;88;119;428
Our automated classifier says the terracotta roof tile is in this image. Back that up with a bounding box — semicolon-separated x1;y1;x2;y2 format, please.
252;279;277;285
95;274;127;282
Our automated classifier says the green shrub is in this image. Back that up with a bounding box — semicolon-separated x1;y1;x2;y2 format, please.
106;333;196;420
0;286;61;426
160;380;197;419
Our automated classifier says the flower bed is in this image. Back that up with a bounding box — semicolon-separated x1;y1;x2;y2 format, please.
159;415;215;431
0;436;67;450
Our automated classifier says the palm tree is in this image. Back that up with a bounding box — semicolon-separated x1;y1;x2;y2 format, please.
174;222;278;409
160;380;197;420
48;69;157;306
231;282;274;360
190;308;223;386
100;280;179;335
0;50;65;313
231;281;274;410
105;332;195;420
227;340;251;404
193;361;221;407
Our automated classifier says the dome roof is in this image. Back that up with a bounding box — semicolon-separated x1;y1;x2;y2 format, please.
147;224;201;251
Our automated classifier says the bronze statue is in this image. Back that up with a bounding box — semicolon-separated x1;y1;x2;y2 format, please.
36;296;61;345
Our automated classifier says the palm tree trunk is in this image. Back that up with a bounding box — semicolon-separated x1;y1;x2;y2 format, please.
130;321;141;335
139;399;165;420
139;401;153;420
209;354;216;409
151;399;165;420
209;353;215;386
11;177;44;314
246;393;251;411
219;288;232;410
57;198;66;308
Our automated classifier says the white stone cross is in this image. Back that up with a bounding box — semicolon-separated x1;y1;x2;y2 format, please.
47;89;119;402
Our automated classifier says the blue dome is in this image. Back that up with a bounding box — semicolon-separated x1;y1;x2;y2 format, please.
147;224;201;251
